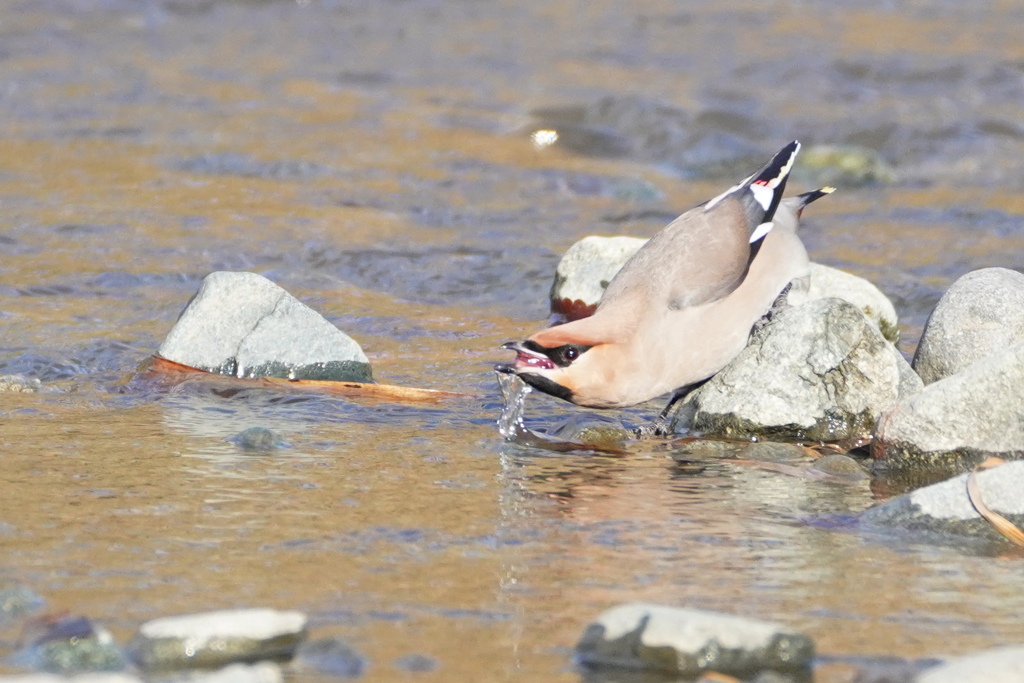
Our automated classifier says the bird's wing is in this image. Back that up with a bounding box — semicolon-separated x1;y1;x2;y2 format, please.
601;141;803;313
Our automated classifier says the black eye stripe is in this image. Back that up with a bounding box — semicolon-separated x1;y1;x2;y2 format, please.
520;341;591;367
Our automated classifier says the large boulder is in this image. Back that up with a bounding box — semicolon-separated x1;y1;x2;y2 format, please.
861;460;1024;544
669;298;920;443
575;603;813;679
873;340;1024;475
912;268;1024;384
157;272;372;382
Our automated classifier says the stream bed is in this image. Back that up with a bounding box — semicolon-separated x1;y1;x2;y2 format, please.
1;1;1024;681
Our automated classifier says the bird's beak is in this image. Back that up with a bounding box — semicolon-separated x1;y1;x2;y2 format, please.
497;341;556;373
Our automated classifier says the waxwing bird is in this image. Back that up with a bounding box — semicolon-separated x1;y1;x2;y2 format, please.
497;141;832;409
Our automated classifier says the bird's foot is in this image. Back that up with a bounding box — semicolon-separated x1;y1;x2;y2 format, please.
634;418;673;439
751;281;793;338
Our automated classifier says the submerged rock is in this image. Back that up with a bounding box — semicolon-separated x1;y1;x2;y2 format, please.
549;236;646;322
860;460;1024;544
228;427;286;452
575;603;813;678
794;144;897;187
547;414;632;452
157;272;371;383
873;340;1024;475
915;646;1024;683
128;609;307;671
912;268;1024;384
670;298;920;443
801;263;900;343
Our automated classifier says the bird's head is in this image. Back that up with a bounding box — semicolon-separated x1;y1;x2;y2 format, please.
495;339;593;403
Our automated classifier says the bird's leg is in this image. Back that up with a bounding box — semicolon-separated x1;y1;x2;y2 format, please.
750;281;793;338
634;378;710;438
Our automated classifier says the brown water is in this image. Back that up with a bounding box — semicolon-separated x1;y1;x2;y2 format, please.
2;1;1024;680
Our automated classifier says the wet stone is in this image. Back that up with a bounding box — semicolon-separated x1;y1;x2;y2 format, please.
860;460;1024;544
128;609;308;672
291;638;365;678
157;272;371;383
873;340;1024;475
812;454;870;481
547;414;632;452
575;603;814;679
912;267;1024;384
670;298;920;443
915;646;1024;683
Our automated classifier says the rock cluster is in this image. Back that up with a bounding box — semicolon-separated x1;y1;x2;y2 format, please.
0;604;368;682
874;268;1024;474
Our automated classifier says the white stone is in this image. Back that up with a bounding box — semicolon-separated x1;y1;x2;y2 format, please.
139;609;307;649
596;603;783;652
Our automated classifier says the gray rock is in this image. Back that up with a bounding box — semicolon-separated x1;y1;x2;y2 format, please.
873;340;1024;474
912;268;1024;384
916;646;1024;683
861;460;1024;544
800;263;900;343
129;609;307;672
157;272;371;382
670;298;921;443
575;603;813;678
549;236;646;321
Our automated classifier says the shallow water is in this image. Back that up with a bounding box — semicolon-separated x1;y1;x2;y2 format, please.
2;0;1024;680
